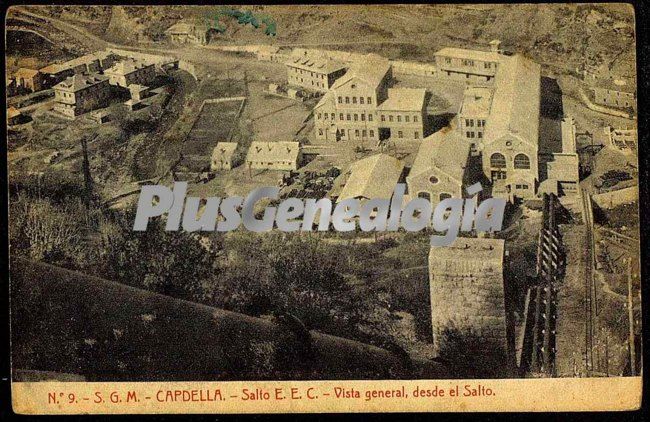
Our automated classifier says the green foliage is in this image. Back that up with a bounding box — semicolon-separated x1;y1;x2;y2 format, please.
97;213;218;299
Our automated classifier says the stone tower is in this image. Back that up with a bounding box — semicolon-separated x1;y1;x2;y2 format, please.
428;237;512;376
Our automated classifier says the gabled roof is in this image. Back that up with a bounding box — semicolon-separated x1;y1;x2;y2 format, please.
15;68;39;78
314;91;334;110
337;154;404;202
7;107;21;119
377;88;426;112
212;142;238;160
246;141;300;163
331;56;391;91
482;54;541;149
459;86;493;116
54;74;109;92
434;47;503;63
165;22;195;34
285;55;346;74
39;63;68;74
105;59;152;76
409;127;471;186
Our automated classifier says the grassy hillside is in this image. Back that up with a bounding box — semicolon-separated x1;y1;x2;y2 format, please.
32;4;635;76
11;258;445;381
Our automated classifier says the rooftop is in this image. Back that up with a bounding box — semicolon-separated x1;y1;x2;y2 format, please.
14;68;39;78
331;55;391;90
212;142;238;159
429;237;505;262
459;86;494;116
482;54;541;149
285;54;346;74
246;141;300;163
7;107;21;119
40;51;116;74
105;59;151;76
314;91;335;110
165;21;208;34
409;126;471;186
434;47;503;63
337;153;404;202
54;74;109;92
378;88;427;112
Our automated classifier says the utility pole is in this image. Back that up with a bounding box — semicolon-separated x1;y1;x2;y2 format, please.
626;258;636;376
81;137;93;210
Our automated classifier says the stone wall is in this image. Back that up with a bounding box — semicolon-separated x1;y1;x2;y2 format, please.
429;238;510;375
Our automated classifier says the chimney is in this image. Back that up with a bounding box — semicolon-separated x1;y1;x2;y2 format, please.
489;39;501;53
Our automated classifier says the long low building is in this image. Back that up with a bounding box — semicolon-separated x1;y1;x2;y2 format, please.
434;40;504;83
336;153;404;202
285;53;347;92
246;141;302;171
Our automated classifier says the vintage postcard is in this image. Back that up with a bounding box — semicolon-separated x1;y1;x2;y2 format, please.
7;3;642;414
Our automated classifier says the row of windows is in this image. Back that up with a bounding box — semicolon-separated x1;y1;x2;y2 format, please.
465;119;486;127
466;131;483;139
381;114;419;123
317;112;375;122
490;153;531;169
290;75;326;88
443;57;495;70
338;96;372;105
318;127;419;140
417;191;452;201
290;67;326;79
396;131;420;139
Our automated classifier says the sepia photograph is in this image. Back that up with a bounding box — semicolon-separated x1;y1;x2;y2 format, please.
6;3;642;413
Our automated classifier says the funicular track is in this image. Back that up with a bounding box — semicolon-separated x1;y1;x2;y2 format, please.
522;193;566;376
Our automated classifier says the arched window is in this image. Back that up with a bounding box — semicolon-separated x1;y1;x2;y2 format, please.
490;153;506;168
514;153;531;169
439;193;452;201
418;192;431;201
429;175;439;185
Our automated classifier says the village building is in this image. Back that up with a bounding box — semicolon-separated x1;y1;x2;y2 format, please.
543;117;580;197
480;54;541;201
104;59;156;88
336;153;404;203
313;57;391;144
406;127;472;205
14;68;44;93
285;53;347;92
40;51;120;86
604;125;637;155
53;74;111;119
429;237;513;375
211;142;239;171
256;45;283;62
246;141;302;171
377;88;427;141
458;86;493;155
313;57;426;144
165;21;209;45
592;78;636;111
434;40;503;83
